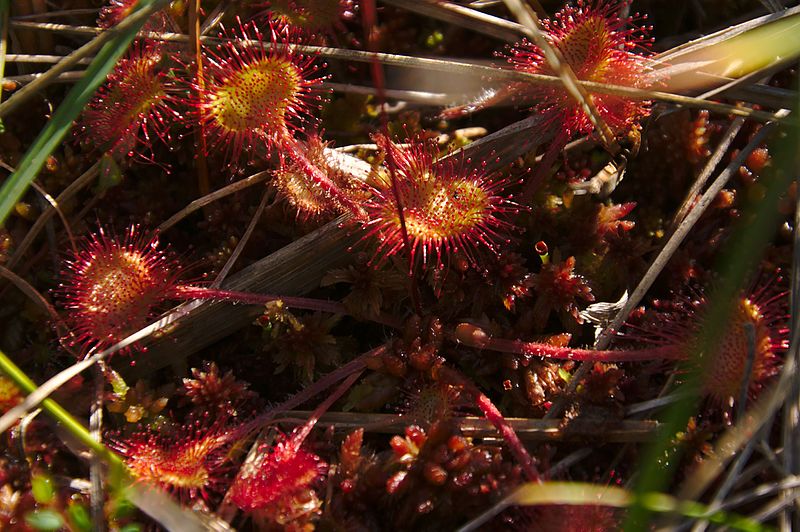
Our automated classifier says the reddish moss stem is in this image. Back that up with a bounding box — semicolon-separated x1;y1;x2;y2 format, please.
454;323;682;362
438;366;540;482
290;370;363;452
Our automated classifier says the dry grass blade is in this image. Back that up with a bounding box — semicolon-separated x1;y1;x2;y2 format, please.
7;162;98;269
158;170;270;232
323;81;452;105
654;4;800;65
4;53;93;64
211;189;271;287
0;264;61;324
125;483;234;531
10;21;791;123
3;70;85;84
127;218;358;379
379;0;524;42
278;410;660;442
670;117;747;231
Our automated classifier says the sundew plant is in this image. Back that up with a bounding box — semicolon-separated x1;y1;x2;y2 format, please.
0;0;798;530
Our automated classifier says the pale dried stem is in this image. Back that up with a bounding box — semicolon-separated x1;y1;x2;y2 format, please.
323;81;451;105
157;170;270;232
4;53;92;64
669;117;747;232
28;180;76;253
3;70;84;83
277;410;659;442
211;189;272;288
10;8;99;19
379;0;524;42
9;21;792;124
0;264;62;325
7;162;98;269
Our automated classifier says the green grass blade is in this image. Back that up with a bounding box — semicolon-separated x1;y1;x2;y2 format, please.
623;114;799;529
458;482;772;532
0;0;168;227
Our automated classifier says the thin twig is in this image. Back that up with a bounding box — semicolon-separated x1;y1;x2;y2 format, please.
29;180;76;253
199;0;228;36
278;410;659;441
211;190;271;288
379;0;525;42
3;53;92;64
0;264;62;325
157;170;270;232
7;162;98;269
2;70;85;83
669;117;746;232
9;8;99;20
323;81;452;105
